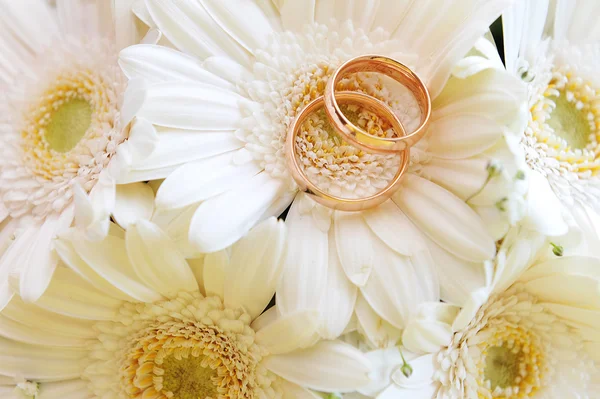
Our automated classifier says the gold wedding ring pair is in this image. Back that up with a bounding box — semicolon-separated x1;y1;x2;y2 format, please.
286;55;431;211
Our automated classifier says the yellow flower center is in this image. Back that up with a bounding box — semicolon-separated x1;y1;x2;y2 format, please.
45;98;93;153
528;66;600;176
480;327;545;398
20;67;120;180
101;295;274;399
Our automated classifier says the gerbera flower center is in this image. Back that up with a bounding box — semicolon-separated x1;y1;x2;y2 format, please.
87;293;275;399
238;21;421;198
434;284;590;399
480;327;544;397
0;37;126;221
45;97;93;153
522;60;600;206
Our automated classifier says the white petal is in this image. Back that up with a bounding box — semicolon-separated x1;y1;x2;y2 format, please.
125;220;198;298
125;117;159;165
119;44;234;89
37;380;91;399
360;240;420;329
202;55;253;85
276;378;322;399
68;233;162;303
279;0;315;31
522;170;569;236
402;302;458;354
33;266;120;321
53;238;136;301
502;0;549;73
113;0;143;50
17;212;72;303
425;239;486;306
355;294;402;349
156;152;259;210
319;228;357;339
255;310;320;355
120;77;148;128
200;0;276;53
224;218;286;319
0;337;86;380
0;0;59;53
144;0;250;65
426;113;505;159
376;383;437;399
138;82;245;130
263;340;372;393
334;212;374;286
362;200;427;256
188;172;285;252
113;183;155;230
393;174;495;262
277;194;328;317
203;250;228;299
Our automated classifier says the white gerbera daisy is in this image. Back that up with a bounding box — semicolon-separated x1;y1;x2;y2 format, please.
0;0;155;308
118;0;528;338
503;0;600;251
361;228;600;398
0;218;373;398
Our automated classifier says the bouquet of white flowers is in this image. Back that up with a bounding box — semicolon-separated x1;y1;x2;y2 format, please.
0;1;598;398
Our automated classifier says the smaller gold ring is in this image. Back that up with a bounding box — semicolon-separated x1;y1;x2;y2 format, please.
324;55;431;154
286;91;410;212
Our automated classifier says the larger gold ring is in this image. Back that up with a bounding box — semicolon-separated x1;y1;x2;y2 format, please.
324;55;431;154
286;91;410;212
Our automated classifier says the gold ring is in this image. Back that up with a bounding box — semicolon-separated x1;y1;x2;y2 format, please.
324;55;431;154
286;91;410;212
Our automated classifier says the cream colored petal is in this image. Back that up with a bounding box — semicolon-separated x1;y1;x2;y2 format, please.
113;183;155;230
255;310;320;355
393;174;495;262
203;250;228;300
125;220;198;298
224;218;286;319
263;340;372;393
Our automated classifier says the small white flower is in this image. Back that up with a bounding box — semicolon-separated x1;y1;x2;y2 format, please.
503;0;600;253
0;0;153;308
0;218;372;398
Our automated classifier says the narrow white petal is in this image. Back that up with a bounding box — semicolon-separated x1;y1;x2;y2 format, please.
113;183;155;230
144;0;250;65
355;294;402;349
334;211;374;286
200;0;277;53
279;0;315;31
119;44;234;88
263;340;372;393
188;172;284;253
0;337;86;380
33;266;120;321
277;194;328;317
522;170;569;236
138;82;245;130
203;250;228;299
393;174;495;262
155;152;258;210
125;220;198;297
362;200;427;256
224;218;286;319
319;229;357;339
255;310;320;355
69;233;162;303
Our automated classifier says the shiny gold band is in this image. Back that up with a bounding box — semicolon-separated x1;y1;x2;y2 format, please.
286;91;410;212
324;55;431;154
